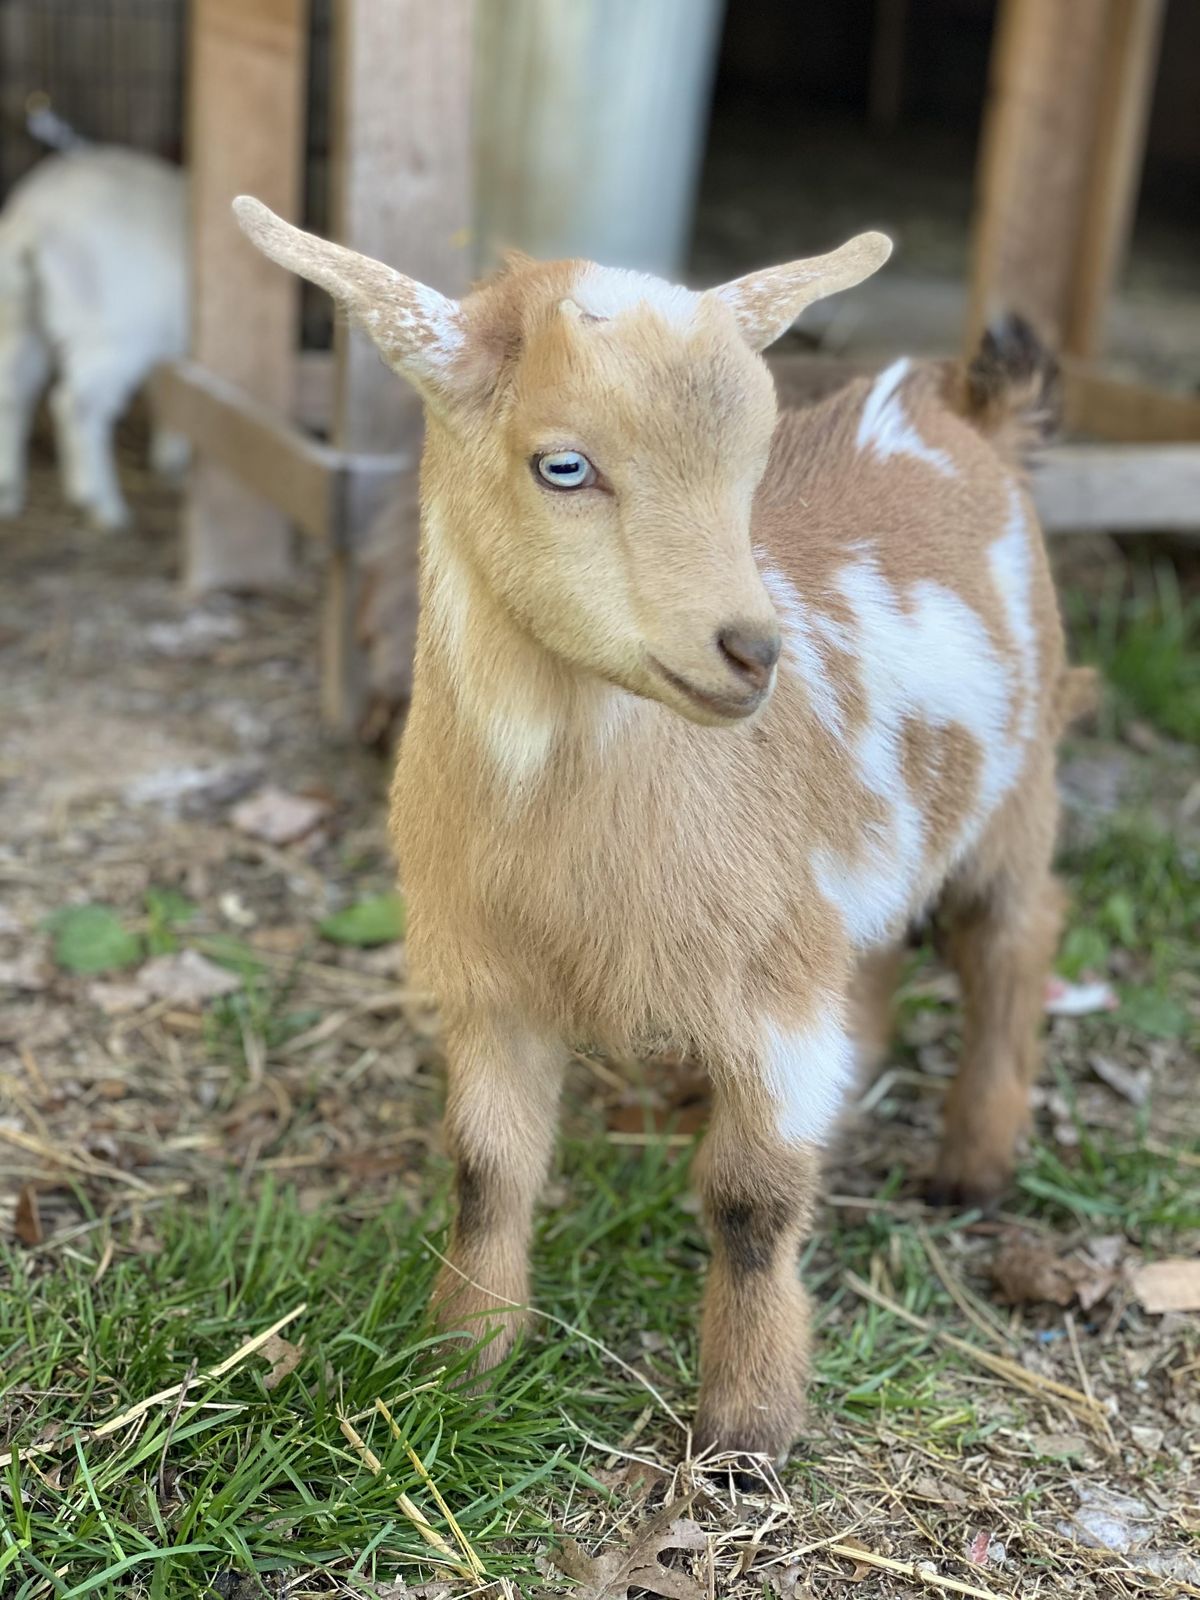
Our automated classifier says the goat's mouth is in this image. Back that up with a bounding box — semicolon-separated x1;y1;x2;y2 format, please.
648;657;769;723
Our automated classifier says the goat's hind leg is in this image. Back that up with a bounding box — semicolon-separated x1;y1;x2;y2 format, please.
930;769;1062;1209
53;342;145;529
430;1013;566;1376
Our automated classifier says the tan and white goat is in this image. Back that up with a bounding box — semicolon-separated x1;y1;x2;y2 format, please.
236;195;1079;1467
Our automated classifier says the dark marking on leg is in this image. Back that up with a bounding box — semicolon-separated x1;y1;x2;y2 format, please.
712;1194;791;1276
454;1156;492;1240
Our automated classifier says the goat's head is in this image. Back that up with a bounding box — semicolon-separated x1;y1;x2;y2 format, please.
234;198;890;726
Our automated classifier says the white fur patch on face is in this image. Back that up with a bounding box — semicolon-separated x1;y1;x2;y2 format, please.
570;265;701;330
758;561;848;738
856;358;956;476
423;508;559;791
812;552;1033;946
761;1005;857;1146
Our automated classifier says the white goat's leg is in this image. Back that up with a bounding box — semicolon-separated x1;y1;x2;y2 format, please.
53;344;145;529
429;1013;566;1374
0;323;50;518
48;380;86;508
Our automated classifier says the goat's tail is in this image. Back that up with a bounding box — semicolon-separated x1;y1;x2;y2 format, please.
25;96;85;153
959;313;1061;469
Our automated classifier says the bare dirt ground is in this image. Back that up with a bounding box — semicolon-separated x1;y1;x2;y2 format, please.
1;431;1198;1597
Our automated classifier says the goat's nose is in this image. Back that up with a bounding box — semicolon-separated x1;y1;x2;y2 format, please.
716;624;782;691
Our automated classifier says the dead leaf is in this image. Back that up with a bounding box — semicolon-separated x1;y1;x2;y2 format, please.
230;786;330;845
990;1237;1117;1310
1044;976;1119;1016
88;977;152;1015
144;611;243;658
125;760;260;814
555;1498;706;1599
0;951;50;991
14;1185;43;1247
258;1333;304;1390
1089;1053;1150;1106
1059;1483;1155;1552
1131;1258;1200;1314
991;1240;1080;1306
138;950;242;1006
966;1531;990;1566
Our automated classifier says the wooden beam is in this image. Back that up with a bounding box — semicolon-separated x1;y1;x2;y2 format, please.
152;361;411;544
322;0;473;734
1032;445;1200;531
1065;0;1167;357
183;0;307;593
1062;364;1200;444
966;0;1113;350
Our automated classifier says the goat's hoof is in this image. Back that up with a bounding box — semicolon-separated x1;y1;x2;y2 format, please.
693;1414;796;1494
924;1172;1006;1214
699;1451;788;1495
86;505;132;533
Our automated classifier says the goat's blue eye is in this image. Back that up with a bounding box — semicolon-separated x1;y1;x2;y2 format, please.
535;450;596;490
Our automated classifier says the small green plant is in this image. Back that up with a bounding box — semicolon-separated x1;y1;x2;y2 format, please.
144;886;197;955
319;892;406;947
46;903;142;974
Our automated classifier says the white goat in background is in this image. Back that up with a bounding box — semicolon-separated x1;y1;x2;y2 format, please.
0;143;187;529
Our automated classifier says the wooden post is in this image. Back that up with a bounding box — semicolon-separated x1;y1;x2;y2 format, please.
473;0;724;277
868;0;909;134
324;0;473;733
966;0;1111;349
1065;0;1166;357
183;0;306;594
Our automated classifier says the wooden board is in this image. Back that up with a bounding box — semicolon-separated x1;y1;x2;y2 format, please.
322;0;473;732
1033;445;1200;531
1063;364;1200;444
153;360;412;543
182;0;306;593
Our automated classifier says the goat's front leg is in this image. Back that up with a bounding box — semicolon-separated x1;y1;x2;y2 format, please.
430;1013;566;1373
693;1007;853;1468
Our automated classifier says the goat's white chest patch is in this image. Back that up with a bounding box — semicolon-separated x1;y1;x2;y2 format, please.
856;358;956;476
423;509;559;793
811;526;1037;946
762;1006;857;1146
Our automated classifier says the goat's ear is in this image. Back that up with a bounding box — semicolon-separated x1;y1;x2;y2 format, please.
232;196;464;393
712;232;892;353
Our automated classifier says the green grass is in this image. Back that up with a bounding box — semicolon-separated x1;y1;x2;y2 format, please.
1068;562;1200;745
0;1149;701;1599
4;1111;1198;1598
4;589;1197;1596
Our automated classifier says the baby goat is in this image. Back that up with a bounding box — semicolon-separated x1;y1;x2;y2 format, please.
0;146;187;529
236;196;1078;1467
